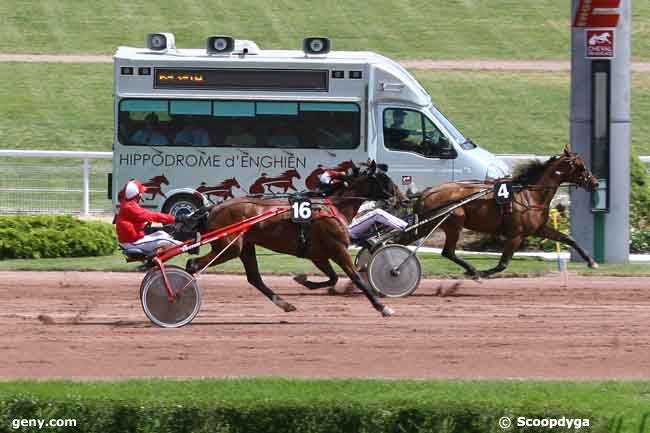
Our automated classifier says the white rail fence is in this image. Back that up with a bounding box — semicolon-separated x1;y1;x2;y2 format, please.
0;150;112;216
0;150;648;216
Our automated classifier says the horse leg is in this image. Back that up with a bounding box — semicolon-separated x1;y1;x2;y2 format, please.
329;243;393;317
535;225;598;268
240;242;296;312
440;222;479;278
479;235;524;278
293;259;338;290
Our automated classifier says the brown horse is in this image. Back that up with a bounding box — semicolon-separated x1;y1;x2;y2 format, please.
186;162;403;316
405;146;599;278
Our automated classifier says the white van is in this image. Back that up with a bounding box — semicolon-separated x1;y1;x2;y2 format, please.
111;34;509;214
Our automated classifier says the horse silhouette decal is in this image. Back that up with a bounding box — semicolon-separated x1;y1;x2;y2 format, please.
197;178;241;203
249;169;301;194
589;32;612;46
305;160;356;190
142;175;169;200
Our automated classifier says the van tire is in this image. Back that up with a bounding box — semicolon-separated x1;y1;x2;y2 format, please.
163;194;200;217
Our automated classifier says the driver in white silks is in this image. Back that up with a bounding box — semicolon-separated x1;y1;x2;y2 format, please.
316;168;410;243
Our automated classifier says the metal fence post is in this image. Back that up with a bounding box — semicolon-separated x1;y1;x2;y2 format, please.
82;159;90;216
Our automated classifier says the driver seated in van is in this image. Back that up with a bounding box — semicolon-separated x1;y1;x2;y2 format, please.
384;109;411;149
115;179;184;255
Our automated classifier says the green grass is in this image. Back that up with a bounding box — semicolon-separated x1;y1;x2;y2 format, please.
1;63;650;156
0;0;649;60
0;248;647;276
0;63;112;152
1;379;650;432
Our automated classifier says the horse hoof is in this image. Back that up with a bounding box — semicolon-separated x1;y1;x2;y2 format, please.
589;261;599;269
327;287;339;296
381;306;395;317
283;303;297;312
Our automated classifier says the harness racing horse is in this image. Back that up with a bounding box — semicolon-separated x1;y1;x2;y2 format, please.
186;161;402;316
404;146;599;278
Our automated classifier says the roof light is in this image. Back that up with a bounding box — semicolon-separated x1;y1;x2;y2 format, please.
206;36;235;54
303;37;330;55
147;33;176;52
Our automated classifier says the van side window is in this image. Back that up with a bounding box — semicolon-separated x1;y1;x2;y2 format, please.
383;108;450;158
119;100;171;146
119;99;360;149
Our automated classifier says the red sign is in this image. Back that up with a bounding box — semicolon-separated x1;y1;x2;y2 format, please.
586;30;615;58
574;0;621;28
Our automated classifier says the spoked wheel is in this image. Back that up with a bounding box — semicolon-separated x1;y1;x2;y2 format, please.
368;245;422;298
141;267;202;328
139;265;184;300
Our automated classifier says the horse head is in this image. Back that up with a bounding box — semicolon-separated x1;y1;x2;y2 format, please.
552;146;598;191
345;161;404;204
336;160;356;172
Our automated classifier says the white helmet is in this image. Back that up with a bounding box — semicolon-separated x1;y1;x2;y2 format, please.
123;179;147;200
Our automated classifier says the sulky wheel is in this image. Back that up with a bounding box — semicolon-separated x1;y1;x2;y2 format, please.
368;244;421;298
141;267;202;328
139;265;185;300
354;247;372;272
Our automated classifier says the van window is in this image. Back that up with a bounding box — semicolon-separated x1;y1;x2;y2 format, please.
119;99;360;149
383;108;451;158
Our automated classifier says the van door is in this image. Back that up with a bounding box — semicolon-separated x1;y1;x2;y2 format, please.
375;106;456;190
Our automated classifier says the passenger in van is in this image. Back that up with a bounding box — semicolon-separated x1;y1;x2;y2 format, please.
268;123;300;148
174;116;210;147
224;121;256;147
130;112;169;146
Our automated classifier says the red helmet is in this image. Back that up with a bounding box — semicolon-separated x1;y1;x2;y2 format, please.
121;179;147;201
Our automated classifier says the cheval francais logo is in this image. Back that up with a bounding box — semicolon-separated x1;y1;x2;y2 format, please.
586;29;615;58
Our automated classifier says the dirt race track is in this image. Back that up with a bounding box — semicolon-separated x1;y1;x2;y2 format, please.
1;271;650;379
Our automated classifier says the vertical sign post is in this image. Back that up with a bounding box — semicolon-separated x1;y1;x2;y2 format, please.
570;0;631;264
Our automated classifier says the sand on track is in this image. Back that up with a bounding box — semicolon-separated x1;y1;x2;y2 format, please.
1;271;649;379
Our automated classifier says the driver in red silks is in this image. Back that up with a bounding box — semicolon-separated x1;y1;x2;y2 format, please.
115;179;183;255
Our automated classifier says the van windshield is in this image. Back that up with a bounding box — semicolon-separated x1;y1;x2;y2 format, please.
427;105;469;147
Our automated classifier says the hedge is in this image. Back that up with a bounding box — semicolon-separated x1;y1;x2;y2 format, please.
0;216;116;259
0;395;600;433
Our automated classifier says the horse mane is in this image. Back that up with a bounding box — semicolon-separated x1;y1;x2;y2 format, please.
512;156;558;184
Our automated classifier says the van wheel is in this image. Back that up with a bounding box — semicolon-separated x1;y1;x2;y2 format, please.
163;194;200;218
